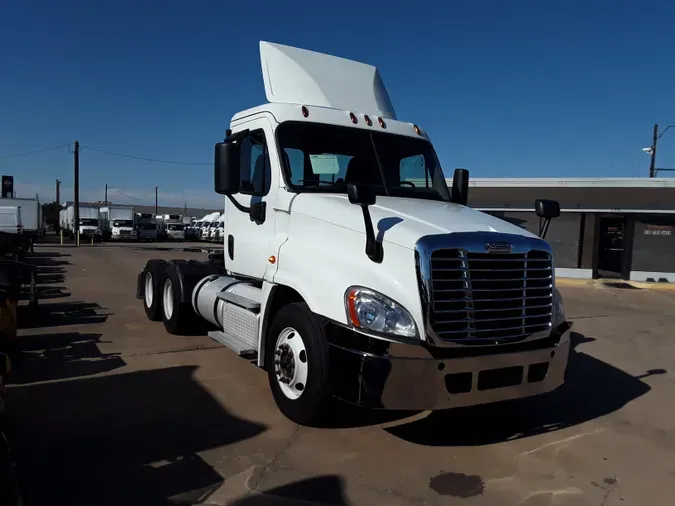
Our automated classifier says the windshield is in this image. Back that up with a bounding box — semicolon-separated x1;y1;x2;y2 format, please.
112;220;133;227
139;223;156;230
167;224;184;231
79;219;98;226
218;222;224;228
276;122;450;201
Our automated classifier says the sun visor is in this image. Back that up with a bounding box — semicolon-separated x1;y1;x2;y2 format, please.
259;41;397;120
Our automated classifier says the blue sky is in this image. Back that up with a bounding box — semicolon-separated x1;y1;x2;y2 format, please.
2;0;675;207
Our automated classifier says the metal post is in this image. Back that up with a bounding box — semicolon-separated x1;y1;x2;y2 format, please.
105;183;108;204
155;186;158;215
649;124;658;178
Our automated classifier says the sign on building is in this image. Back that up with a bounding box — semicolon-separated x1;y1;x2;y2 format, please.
1;175;13;198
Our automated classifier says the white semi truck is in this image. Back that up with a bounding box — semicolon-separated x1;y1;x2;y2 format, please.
136;42;570;425
100;206;135;241
199;212;220;241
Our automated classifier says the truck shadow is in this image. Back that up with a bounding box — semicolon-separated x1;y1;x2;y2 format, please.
9;365;268;506
7;332;125;384
18;301;110;329
384;331;665;446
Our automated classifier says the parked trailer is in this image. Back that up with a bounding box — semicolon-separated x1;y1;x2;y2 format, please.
137;41;570;425
100;206;135;241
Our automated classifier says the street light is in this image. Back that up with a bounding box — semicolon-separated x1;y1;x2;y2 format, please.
643;124;675;177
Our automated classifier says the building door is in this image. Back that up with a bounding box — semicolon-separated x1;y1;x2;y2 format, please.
597;217;626;278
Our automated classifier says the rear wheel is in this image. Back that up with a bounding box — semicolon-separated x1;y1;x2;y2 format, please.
266;302;331;426
160;265;196;335
142;260;167;321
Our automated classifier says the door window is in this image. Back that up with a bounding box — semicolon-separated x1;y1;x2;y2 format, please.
239;130;271;196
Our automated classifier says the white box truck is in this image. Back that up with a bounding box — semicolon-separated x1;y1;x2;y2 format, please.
0;198;42;237
136;42;570;425
157;214;186;241
135;213;157;241
100;206;135;241
62;204;102;242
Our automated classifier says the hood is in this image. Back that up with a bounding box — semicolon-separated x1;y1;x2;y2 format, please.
289;194;538;249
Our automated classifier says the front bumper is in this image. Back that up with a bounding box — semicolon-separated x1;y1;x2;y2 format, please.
330;322;572;410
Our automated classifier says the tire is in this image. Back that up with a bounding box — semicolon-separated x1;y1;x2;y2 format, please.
266;302;331;426
160;266;194;335
142;260;167;321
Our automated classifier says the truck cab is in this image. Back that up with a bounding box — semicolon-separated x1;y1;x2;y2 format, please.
137;41;570;425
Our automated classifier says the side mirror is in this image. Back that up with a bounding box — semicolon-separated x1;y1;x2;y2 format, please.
214;142;241;195
534;199;560;240
535;199;560;219
451;168;469;206
347;184;376;206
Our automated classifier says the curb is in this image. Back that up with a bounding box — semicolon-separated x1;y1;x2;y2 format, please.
556;277;675;291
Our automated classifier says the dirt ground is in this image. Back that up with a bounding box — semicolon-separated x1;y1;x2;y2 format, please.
7;243;675;505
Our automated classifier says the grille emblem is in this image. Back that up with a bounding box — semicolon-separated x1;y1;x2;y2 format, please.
485;241;513;253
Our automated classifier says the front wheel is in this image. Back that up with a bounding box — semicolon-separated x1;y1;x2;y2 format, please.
266;302;331;426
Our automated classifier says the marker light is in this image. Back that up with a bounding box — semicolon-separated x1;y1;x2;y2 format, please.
268;255;276;264
301;106;309;117
364;115;372;126
349;112;358;124
378;117;386;128
413;124;422;136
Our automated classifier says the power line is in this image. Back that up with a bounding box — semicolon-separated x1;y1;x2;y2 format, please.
108;187;147;203
0;144;70;160
81;145;210;166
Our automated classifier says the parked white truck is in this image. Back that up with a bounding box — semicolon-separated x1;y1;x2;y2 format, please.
0;198;42;237
157;214;186;241
199;212;220;241
135;213;157;241
136;42;570;425
100;206;135;241
61;204;102;242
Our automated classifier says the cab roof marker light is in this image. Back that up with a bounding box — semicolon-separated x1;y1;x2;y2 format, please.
413;124;422;136
364;114;372;126
378;117;386;128
349;112;358;124
301;105;309;117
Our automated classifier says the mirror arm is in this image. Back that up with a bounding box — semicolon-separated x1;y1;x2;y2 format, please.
360;205;383;263
226;194;250;213
539;217;551;240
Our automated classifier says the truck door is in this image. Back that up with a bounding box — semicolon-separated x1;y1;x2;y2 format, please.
225;117;277;280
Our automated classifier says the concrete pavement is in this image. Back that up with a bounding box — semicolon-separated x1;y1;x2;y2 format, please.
7;244;675;505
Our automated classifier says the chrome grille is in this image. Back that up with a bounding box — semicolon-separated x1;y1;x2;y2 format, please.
428;245;553;343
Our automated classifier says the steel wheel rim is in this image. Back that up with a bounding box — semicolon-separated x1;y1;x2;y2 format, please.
144;272;153;307
274;327;308;400
163;279;174;320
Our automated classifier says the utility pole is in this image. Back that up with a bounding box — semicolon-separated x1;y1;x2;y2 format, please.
74;140;80;244
649;124;658;178
105;183;108;205
184;203;187;215
56;179;61;232
155;186;158;215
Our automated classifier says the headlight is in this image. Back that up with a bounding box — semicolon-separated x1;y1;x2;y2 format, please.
345;286;418;339
553;287;565;327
